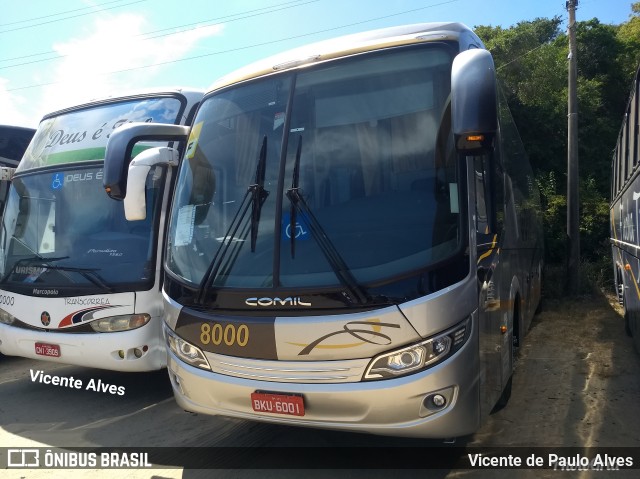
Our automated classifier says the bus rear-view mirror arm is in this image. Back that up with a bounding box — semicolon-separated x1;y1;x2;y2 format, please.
451;49;498;155
123;147;180;221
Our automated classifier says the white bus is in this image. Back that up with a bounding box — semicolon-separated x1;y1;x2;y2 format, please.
105;23;543;437
0;89;203;371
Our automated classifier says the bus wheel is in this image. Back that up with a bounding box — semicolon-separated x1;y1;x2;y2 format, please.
493;299;519;413
493;332;516;411
618;281;625;306
493;376;512;412
625;311;633;337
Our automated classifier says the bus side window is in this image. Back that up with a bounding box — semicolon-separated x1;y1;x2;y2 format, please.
474;156;490;237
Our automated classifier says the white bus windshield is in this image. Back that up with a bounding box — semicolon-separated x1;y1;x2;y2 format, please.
0;164;165;293
18;97;182;172
0;96;183;294
167;45;462;290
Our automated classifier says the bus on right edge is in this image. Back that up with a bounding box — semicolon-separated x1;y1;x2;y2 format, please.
105;22;544;438
611;64;640;354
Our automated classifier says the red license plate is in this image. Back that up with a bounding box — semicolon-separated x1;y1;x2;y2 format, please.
35;342;61;357
251;391;305;416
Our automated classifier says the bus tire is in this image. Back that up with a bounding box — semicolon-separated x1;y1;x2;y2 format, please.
493;376;512;412
493;297;519;413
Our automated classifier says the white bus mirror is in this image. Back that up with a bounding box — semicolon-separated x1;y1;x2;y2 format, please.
104;122;189;200
451;49;498;154
124;147;179;221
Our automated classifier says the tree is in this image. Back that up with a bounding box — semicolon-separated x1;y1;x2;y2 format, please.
475;8;638;264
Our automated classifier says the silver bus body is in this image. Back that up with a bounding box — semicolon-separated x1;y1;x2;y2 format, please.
105;23;543;436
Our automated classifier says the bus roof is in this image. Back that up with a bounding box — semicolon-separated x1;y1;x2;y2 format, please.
206;22;482;93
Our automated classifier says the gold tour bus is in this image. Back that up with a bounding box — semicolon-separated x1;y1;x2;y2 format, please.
104;23;543;437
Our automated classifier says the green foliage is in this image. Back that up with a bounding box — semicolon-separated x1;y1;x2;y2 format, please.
542;255;613;299
476;8;639;267
617;2;640;78
579;177;610;262
536;171;566;263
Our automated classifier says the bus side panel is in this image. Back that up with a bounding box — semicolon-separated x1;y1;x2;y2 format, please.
611;65;640;354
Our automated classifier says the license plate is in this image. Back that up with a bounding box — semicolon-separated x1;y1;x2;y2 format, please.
251;391;305;416
35;342;61;358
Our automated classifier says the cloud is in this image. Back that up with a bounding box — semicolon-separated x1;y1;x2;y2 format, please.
39;13;223;115
0;77;34;127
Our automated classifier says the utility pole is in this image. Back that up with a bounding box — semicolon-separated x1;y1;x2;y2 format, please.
567;0;580;294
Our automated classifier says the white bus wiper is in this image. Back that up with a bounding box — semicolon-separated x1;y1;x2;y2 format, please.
285;136;369;305
1;254;69;283
2;254;112;292
40;264;113;292
197;136;269;300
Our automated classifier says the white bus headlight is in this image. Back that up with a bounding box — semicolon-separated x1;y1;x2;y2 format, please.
165;327;211;370
0;308;15;325
90;314;150;332
363;317;471;380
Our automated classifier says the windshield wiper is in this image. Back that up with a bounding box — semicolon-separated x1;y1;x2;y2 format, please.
250;135;269;252
285;138;369;306
2;254;112;292
1;254;69;283
197;135;270;301
41;264;113;292
289;135;302;259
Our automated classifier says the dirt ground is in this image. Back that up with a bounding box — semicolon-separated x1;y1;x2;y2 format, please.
470;288;640;449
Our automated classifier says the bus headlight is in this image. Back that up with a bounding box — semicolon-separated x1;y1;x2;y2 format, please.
165;327;211;370
90;314;150;332
363;317;471;380
0;308;15;325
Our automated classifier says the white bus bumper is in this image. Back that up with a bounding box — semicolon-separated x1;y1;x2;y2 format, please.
0;320;166;372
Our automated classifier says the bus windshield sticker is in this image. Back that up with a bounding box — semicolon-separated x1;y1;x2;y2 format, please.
51;173;64;190
185;122;203;160
282;211;309;242
273;112;285;131
175;205;196;246
449;183;459;213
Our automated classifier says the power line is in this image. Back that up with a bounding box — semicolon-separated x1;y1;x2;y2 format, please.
0;0;148;34
0;0;135;27
5;0;460;93
494;8;567;71
0;0;317;67
496;43;548;71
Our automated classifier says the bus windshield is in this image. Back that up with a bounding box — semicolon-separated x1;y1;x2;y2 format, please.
0;96;183;294
167;45;462;290
0;164;165;293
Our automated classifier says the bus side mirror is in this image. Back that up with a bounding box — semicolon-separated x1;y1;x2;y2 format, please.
104;122;189;200
124;147;179;221
451;49;498;155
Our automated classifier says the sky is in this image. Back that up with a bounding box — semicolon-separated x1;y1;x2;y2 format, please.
0;0;635;128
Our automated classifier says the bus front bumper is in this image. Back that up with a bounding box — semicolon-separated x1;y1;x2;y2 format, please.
166;331;481;439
